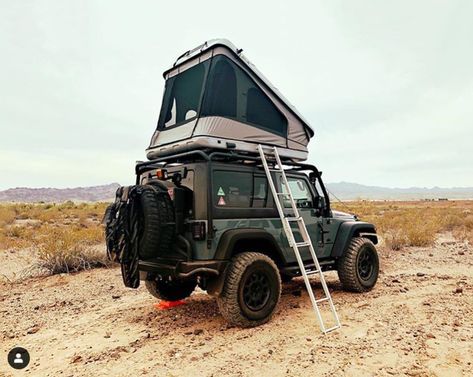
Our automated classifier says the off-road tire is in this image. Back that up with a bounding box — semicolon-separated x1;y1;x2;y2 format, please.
138;185;174;260
337;237;379;292
217;252;281;327
145;279;196;301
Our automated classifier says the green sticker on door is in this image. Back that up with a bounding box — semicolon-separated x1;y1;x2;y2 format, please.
217;187;225;196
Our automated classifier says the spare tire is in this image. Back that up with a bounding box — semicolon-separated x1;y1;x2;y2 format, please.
138;185;175;260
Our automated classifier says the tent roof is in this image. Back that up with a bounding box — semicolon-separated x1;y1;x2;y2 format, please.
163;39;314;138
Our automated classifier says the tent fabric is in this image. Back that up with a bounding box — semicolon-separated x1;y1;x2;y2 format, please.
147;39;313;161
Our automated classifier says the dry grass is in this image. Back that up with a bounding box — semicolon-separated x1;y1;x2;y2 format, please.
333;200;473;249
0;202;110;275
37;226;110;274
1;200;472;276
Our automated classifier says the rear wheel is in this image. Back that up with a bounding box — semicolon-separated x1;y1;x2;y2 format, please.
337;237;379;292
217;252;281;327
145;279;196;301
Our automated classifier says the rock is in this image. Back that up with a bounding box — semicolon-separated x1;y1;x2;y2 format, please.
268;349;273;355
292;303;301;309
426;333;436;339
193;329;204;335
70;355;82;364
104;331;111;338
458;251;465;255
392;278;401;283
453;319;461;327
428;253;433;257
111;295;121;299
27;325;40;334
184;331;193;336
416;272;426;277
454;286;463;294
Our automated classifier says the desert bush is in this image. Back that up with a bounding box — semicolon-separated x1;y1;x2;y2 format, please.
36;227;109;274
0;206;16;227
332;200;468;250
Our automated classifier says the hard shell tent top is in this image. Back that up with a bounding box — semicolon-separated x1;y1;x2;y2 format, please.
147;39;314;161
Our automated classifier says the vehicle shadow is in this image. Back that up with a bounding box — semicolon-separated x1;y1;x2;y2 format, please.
123;274;344;333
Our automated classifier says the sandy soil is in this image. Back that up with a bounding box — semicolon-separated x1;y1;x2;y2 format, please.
1;235;472;377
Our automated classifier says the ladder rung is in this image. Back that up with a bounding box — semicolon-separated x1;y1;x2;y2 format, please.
295;242;311;247
285;217;301;221
323;325;341;333
269;168;284;172
276;192;288;196
305;270;319;276
315;297;330;304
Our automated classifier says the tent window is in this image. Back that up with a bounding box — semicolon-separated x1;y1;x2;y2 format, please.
158;61;208;129
202;56;287;137
202;59;237;118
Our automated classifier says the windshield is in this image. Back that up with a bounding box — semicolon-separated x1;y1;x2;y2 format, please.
157;61;209;129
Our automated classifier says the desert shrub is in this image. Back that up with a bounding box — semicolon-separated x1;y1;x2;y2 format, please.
333;200;454;250
0;206;16;227
36;227;109;274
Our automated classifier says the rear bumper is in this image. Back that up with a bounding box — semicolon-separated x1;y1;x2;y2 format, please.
138;259;228;280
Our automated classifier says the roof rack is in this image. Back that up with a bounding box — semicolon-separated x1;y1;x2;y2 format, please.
136;149;322;179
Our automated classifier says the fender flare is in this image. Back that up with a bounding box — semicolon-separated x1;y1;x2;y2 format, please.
330;221;378;258
214;228;287;262
207;228;287;297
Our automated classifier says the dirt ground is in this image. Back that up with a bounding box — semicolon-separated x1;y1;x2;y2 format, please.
1;235;472;377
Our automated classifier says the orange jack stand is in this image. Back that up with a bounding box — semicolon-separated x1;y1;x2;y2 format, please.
154;300;186;310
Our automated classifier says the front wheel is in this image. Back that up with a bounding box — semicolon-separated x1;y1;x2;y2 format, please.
337;237;379;292
217;252;281;327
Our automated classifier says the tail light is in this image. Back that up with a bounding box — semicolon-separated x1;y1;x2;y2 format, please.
156;169;168;180
191;221;206;240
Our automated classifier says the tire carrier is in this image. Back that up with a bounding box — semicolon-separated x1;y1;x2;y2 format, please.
257;145;341;334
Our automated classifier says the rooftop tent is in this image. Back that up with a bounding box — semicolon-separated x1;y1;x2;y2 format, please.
147;39;314;161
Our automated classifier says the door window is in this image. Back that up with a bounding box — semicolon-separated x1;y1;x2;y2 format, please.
282;177;313;208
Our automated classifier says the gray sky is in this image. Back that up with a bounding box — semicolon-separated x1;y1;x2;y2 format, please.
1;0;472;189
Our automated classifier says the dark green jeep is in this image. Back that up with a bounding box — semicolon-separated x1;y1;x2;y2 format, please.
106;149;379;327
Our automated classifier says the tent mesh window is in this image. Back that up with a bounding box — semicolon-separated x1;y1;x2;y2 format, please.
202;56;288;137
158;61;208;129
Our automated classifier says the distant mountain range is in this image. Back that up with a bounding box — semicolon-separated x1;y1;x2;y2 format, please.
0;183;120;203
0;182;472;202
326;182;473;200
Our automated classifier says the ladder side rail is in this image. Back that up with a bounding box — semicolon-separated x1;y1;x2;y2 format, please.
257;145;286;219
273;149;301;218
284;220;327;333
298;222;341;330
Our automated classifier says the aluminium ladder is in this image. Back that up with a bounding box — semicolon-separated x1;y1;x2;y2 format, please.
257;144;341;334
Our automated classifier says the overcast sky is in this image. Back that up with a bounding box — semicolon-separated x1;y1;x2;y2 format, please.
1;0;472;189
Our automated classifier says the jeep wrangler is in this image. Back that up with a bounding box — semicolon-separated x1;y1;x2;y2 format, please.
105;149;379;327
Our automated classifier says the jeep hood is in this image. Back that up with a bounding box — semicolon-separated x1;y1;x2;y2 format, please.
332;210;356;221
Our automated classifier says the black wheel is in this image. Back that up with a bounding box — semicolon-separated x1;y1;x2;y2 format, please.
138;185;175;260
217;252;281;327
145;278;196;301
337;237;379;292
